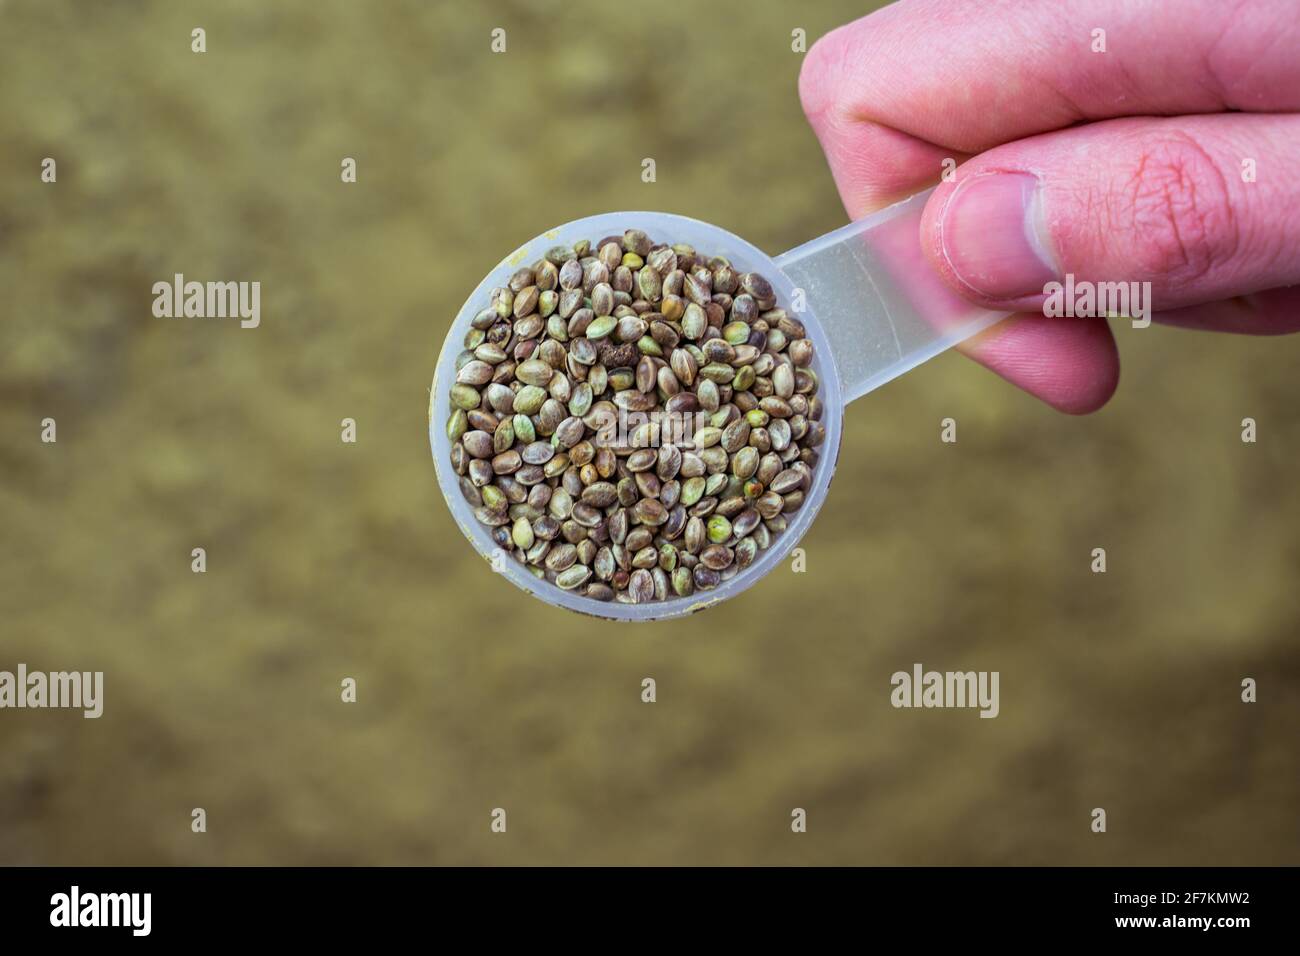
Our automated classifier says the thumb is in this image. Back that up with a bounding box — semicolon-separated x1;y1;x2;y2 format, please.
919;113;1300;327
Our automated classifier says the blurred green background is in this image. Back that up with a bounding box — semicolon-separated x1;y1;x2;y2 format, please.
2;0;1297;865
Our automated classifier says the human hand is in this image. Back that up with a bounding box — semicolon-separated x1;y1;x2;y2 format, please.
800;0;1300;412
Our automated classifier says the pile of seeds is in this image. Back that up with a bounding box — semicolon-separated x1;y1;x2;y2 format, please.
446;228;825;605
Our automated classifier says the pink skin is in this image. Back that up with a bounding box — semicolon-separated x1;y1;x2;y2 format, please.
799;0;1300;413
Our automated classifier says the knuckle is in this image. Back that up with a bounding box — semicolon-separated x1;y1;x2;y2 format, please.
799;28;852;121
798;39;833;119
1116;133;1239;283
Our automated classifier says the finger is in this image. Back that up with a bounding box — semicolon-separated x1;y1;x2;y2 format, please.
800;0;1300;215
856;194;1119;412
955;314;1119;415
918;113;1300;317
797;109;968;218
1154;287;1300;335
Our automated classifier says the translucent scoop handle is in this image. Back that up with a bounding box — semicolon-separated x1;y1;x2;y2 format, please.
775;188;1008;404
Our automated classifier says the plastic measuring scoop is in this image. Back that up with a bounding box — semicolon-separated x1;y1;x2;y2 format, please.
429;188;1007;620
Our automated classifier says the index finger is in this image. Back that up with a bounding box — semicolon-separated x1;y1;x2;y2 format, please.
799;0;1300;216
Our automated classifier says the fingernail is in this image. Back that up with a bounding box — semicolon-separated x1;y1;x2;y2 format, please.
939;171;1057;299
